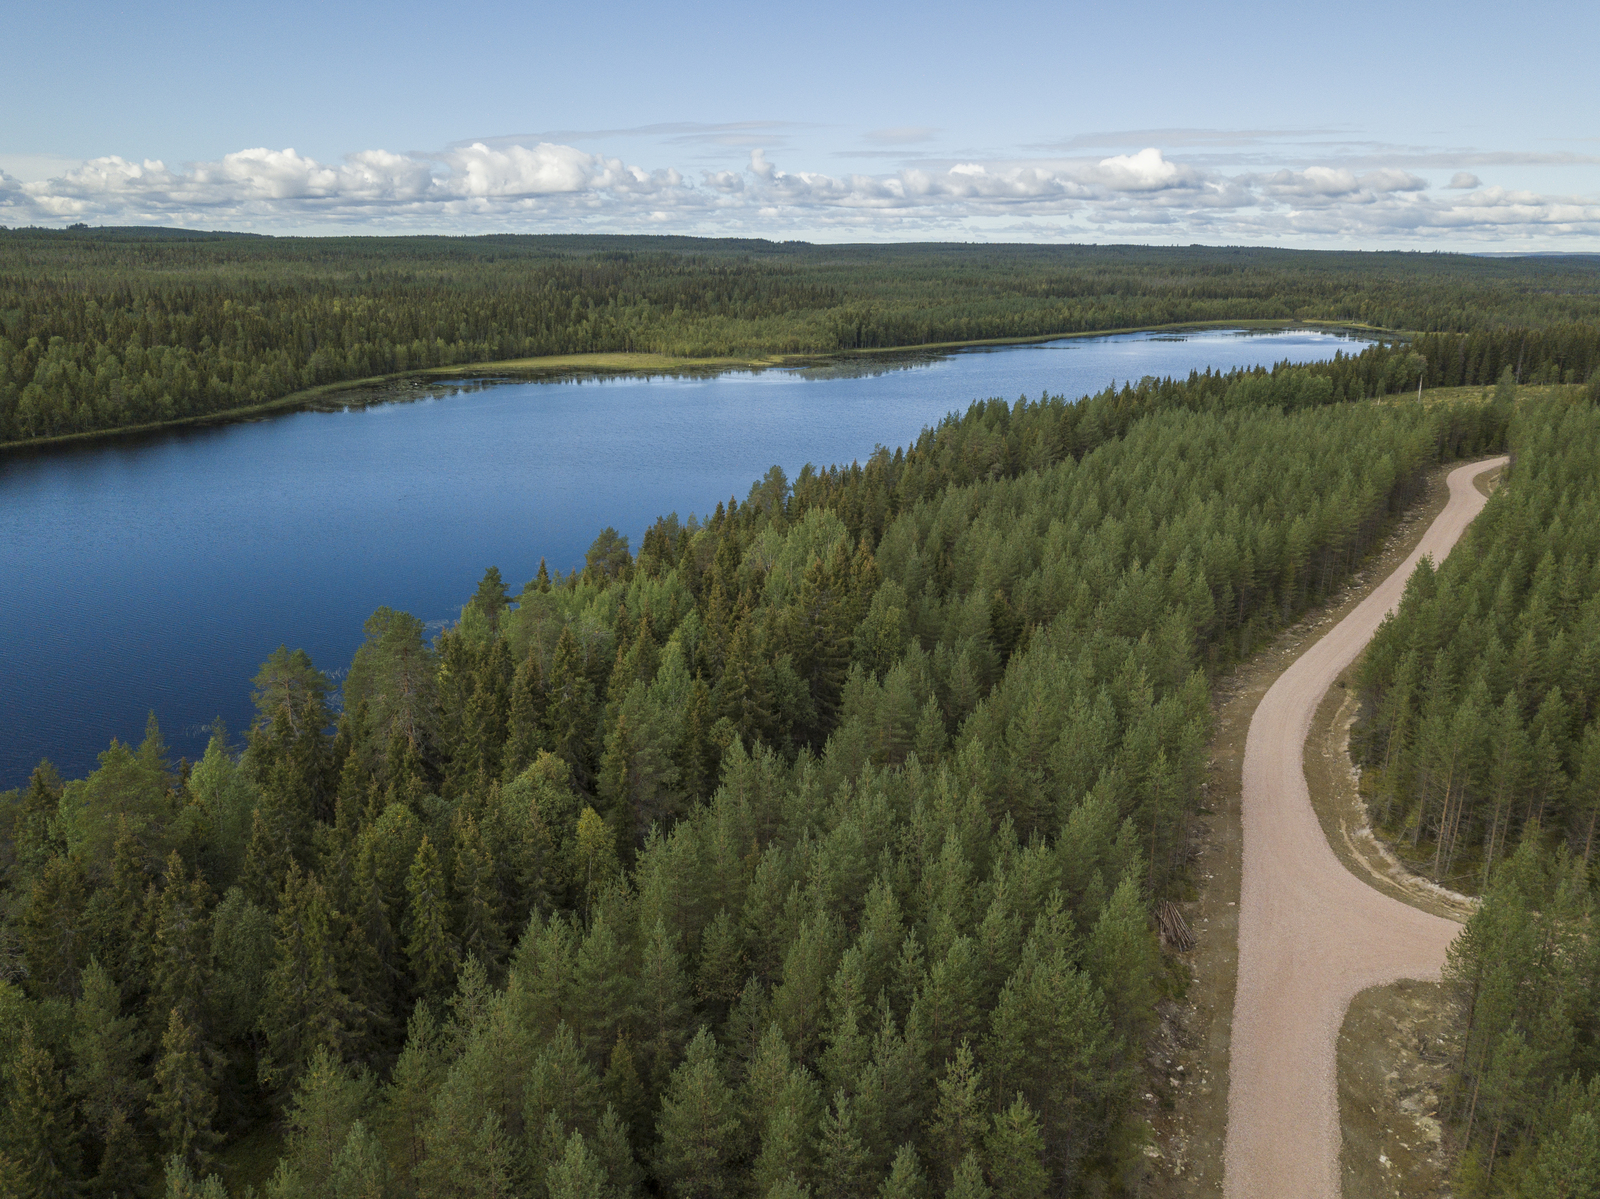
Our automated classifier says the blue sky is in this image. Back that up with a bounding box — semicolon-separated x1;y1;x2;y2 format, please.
4;0;1596;248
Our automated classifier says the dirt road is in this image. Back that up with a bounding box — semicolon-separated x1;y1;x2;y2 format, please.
1222;457;1508;1199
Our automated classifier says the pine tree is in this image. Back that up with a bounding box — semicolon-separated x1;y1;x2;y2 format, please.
751;1101;810;1197
328;1120;390;1199
1519;1108;1600;1199
1084;870;1159;1046
945;1153;993;1199
815;1090;871;1199
278;1044;374;1189
654;1028;741;1199
149;1007;220;1173
595;1103;643;1196
379;1001;448;1194
547;1129;609;1199
983;1095;1047;1199
405;835;460;1003
573;915;634;1066
635;918;692;1092
929;1043;986;1189
879;1143;928;1199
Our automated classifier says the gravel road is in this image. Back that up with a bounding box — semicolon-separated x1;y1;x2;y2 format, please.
1222;457;1508;1199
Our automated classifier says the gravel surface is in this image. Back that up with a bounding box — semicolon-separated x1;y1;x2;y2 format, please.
1222;457;1507;1199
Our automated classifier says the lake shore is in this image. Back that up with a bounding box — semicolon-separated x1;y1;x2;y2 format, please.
0;318;1390;455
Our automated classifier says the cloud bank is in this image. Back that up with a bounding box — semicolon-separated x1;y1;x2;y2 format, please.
3;139;1596;247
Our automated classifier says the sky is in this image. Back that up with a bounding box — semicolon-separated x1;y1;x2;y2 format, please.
3;0;1597;249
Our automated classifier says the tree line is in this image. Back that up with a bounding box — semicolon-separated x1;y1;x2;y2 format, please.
1354;389;1600;1195
4;228;1598;442
0;362;1507;1197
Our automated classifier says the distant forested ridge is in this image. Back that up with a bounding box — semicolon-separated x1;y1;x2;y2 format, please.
1353;390;1600;1196
3;228;1598;441
0;356;1508;1197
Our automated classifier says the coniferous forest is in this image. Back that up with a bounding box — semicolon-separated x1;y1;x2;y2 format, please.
1354;390;1600;1195
5;228;1600;443
2;320;1538;1199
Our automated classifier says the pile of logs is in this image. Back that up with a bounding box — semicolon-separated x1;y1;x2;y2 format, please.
1157;900;1196;952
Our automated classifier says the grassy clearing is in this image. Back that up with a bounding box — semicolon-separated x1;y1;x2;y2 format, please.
1380;381;1586;408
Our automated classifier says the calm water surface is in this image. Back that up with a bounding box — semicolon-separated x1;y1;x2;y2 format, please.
0;328;1363;786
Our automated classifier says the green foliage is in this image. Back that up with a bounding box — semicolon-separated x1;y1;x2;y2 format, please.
0;342;1521;1195
2;1021;83;1197
1355;396;1600;885
3;229;1599;444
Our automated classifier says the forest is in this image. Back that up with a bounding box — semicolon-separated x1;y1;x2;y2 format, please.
4;228;1600;442
0;330;1518;1198
1353;389;1600;1196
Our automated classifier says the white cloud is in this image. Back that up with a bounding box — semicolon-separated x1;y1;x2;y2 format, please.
1092;148;1192;191
2;139;1595;248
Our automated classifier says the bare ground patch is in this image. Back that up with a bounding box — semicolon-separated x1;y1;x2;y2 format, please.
1338;982;1459;1199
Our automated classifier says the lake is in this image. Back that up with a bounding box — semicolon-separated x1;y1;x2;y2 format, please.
0;327;1364;787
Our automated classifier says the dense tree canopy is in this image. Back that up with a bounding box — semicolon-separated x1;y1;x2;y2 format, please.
3;228;1598;442
0;346;1523;1195
1348;390;1600;1194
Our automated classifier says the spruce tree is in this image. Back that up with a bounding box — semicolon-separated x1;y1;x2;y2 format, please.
450;814;506;969
259;863;363;1093
505;648;548;778
146;851;216;1025
405;835;459;1003
89;1104;150;1199
22;853;88;1001
2;1022;83;1198
70;957;149;1151
547;625;597;782
149;1007;220;1173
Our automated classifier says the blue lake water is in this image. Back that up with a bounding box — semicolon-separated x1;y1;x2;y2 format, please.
0;328;1365;787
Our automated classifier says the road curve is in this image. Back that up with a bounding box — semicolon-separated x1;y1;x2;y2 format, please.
1222;457;1509;1199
